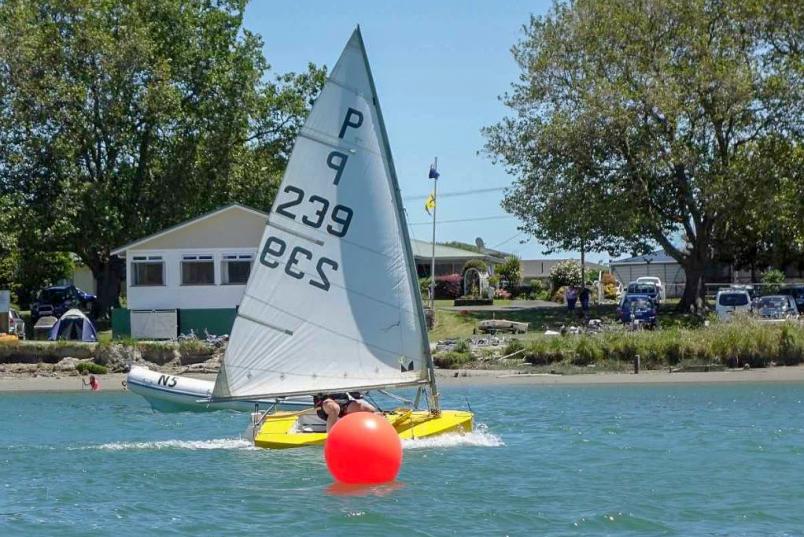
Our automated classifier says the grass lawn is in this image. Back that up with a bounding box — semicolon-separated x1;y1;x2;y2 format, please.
429;298;700;341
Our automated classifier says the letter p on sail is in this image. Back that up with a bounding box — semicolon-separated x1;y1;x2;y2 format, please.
338;108;364;139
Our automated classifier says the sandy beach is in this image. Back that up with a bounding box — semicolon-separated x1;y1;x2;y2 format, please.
3;366;804;393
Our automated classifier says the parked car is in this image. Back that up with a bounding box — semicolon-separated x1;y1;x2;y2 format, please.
754;295;800;321
715;288;752;321
626;281;661;304
617;294;658;328
31;285;96;322
8;309;25;339
636;276;665;301
778;285;804;312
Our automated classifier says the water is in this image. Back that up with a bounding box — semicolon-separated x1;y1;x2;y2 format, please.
3;383;804;536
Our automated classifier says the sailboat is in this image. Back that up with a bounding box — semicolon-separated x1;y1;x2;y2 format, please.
210;27;473;449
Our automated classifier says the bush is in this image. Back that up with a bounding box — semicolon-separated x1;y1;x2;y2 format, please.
552;286;567;303
603;283;619;300
494;288;512;299
601;272;617;285
496;255;521;290
488;274;500;288
549;260;583;289
453;339;470;353
433;351;471;369
76;362;108;375
462;259;487;274
434;274;462;299
503;338;526;356
419;277;432;298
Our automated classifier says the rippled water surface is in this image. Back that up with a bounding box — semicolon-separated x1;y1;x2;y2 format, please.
3;383;804;536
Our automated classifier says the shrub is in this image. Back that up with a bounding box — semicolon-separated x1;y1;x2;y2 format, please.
434;274;462;299
453;339;470;353
549;260;583;289
494;288;512;299
601;272;617;285
488;273;500;288
552;286;567;303
419;277;432;298
496;255;522;290
433;351;471;369
529;279;547;293
462;259;487;274
76;362;108;375
503;338;526;356
603;283;619;300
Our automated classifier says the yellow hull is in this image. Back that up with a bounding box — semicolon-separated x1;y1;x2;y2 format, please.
253;409;474;449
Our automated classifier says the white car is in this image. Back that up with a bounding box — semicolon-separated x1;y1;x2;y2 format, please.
7;309;25;339
636;276;665;301
715;289;752;321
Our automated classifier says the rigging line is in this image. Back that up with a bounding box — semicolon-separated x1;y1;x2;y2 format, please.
408;215;514;226
403;186;506;201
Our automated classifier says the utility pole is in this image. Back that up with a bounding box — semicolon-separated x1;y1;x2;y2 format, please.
429;157;438;310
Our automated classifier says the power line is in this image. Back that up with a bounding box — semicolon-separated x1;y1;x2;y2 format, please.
408;215;514;226
492;231;526;249
403;186;506;201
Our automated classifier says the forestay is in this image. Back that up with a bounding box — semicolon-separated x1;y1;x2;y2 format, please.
213;28;431;400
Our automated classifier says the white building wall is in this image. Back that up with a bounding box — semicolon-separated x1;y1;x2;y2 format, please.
125;248;256;310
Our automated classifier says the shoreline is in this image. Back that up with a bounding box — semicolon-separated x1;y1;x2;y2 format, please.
3;365;804;393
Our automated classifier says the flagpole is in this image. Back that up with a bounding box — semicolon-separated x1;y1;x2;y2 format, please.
429;157;438;311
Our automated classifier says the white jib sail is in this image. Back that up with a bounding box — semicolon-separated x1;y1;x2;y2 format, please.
213;28;431;399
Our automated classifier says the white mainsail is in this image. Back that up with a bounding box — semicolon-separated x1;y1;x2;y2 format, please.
213;28;432;400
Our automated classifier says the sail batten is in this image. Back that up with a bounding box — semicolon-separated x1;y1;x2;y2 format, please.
213;28;432;399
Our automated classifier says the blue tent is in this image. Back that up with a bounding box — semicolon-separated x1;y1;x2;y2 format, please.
49;309;98;342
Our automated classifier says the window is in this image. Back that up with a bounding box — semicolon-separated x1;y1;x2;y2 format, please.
222;254;253;285
718;293;749;306
181;255;215;285
132;256;164;286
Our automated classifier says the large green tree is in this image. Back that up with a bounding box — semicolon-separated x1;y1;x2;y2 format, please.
0;0;325;314
484;0;802;309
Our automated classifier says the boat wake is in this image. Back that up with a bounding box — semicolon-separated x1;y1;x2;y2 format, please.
402;427;504;449
76;438;255;451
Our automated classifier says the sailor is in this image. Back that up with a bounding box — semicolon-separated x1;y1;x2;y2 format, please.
313;392;376;432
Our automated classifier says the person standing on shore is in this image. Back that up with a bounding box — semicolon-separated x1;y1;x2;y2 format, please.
579;284;591;318
566;285;578;314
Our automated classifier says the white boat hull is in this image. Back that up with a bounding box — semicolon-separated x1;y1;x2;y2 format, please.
126;366;311;412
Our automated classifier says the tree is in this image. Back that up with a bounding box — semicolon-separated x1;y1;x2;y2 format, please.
0;0;325;315
496;255;522;290
549;260;582;289
484;0;803;309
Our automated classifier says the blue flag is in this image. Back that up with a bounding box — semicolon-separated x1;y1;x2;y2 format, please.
428;165;440;179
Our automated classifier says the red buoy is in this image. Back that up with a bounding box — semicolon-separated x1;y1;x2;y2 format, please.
324;413;403;484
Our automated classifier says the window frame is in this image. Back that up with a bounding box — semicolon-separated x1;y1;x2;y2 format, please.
221;253;254;285
180;254;216;286
131;255;166;287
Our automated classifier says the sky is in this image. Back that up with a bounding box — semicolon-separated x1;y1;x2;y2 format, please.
243;1;609;265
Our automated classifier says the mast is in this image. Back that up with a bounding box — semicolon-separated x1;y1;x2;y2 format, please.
354;28;440;411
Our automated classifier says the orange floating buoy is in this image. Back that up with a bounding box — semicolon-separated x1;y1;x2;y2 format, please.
324;413;403;484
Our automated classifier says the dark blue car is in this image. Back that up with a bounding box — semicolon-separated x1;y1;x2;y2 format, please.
617;294;658;328
31;285;96;321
